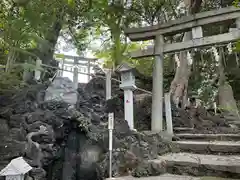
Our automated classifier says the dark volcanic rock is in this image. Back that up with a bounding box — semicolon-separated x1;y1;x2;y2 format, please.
1;73;240;180
0;76;173;180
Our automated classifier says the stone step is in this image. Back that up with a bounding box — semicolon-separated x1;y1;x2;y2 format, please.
150;152;240;178
175;133;240;141
174;140;240;154
106;174;237;180
174;127;194;133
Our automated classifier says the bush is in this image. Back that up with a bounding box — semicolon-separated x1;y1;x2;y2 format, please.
0;67;25;93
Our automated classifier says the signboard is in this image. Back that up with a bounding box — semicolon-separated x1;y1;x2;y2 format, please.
6;175;24;180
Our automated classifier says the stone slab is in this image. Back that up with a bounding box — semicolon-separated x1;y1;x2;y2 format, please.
174;128;194;131
175;133;240;141
174;140;240;154
44;77;78;105
151;152;240;175
106;174;236;180
174;127;194;133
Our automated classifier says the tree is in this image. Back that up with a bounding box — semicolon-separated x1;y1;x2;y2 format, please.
88;0;178;70
169;0;203;107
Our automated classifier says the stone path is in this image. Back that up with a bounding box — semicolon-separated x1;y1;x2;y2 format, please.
152;152;240;173
174;140;240;154
106;174;236;180
175;133;240;141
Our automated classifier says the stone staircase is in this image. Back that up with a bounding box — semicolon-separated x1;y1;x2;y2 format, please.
107;131;240;180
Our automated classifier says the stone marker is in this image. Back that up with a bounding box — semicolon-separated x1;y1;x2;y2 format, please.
44;77;78;106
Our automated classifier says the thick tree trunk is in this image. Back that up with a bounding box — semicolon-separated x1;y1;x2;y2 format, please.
170;32;192;107
33;8;64;66
217;48;240;119
35;10;64;80
170;0;202;107
38;19;63;65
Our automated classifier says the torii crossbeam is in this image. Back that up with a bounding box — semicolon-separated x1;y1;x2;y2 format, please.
124;6;240;132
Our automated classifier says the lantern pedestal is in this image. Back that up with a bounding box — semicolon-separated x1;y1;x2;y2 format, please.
124;89;134;130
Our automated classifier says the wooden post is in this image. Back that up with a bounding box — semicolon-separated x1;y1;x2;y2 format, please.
60;57;65;77
105;68;113;179
108;112;114;178
105;69;112;100
164;93;173;135
214;102;217;114
73;57;78;89
151;35;164;132
35;59;42;80
87;59;91;82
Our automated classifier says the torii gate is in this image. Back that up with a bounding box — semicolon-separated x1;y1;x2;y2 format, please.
124;6;240;132
54;54;97;87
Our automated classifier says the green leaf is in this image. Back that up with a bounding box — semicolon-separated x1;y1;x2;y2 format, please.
54;54;65;59
67;0;75;7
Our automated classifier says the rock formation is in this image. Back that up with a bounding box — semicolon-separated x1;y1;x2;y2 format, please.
0;76;173;180
0;73;239;180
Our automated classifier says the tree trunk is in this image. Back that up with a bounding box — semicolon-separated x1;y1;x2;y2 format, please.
217;48;240;119
35;8;64;66
170;0;202;107
38;19;63;65
5;48;17;72
111;26;122;69
36;10;64;80
170;32;192;107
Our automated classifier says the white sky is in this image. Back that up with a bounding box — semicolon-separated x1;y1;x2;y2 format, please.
56;36;102;83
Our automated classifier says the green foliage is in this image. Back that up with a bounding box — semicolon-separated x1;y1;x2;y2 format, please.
233;0;240;7
87;0;177;68
0;68;25;93
2;0;239;109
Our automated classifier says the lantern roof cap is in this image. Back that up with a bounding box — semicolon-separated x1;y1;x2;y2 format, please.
0;157;32;176
115;62;137;74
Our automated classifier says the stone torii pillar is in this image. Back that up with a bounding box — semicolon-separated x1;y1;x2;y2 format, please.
151;35;164;132
116;63;136;130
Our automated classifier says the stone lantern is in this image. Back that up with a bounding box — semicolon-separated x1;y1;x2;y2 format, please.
0;157;32;180
116;63;137;130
